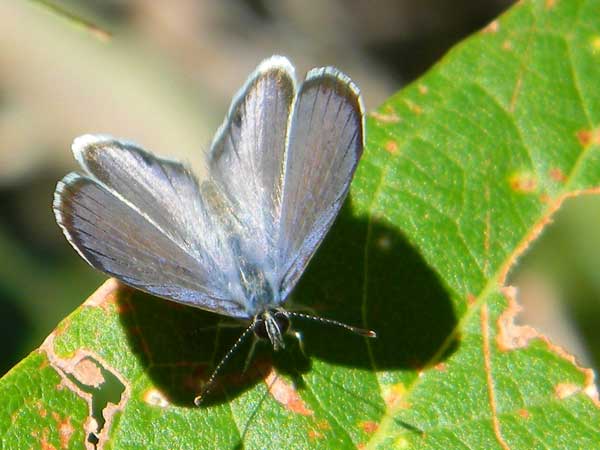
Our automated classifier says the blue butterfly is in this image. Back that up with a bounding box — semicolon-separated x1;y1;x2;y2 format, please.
53;56;375;404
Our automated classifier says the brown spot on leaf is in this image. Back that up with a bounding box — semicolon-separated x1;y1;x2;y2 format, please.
518;408;530;419
482;20;499;33
384;140;399;155
370;106;400;124
36;401;47;418
404;99;423;115
264;368;313;416
359;421;379;433
577;130;592;146
40;428;57;450
434;362;447;371
502;40;512;51
418;84;428;94
308;429;323;440
577;129;600;147
34;428;58;450
466;293;477;306
384;383;410;409
52;412;74;449
545;0;556;8
509;172;537;193
316;419;331;430
549;168;566;182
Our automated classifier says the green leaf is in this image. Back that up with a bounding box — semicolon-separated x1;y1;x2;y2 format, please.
3;0;600;448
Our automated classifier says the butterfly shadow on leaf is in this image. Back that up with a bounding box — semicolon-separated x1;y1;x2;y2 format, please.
289;197;458;376
117;195;458;408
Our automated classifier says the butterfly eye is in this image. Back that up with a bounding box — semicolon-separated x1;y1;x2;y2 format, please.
273;311;290;334
253;310;290;341
253;317;269;340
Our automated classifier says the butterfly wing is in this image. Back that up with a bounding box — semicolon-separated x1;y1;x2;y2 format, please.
277;67;364;299
208;56;295;265
54;135;248;318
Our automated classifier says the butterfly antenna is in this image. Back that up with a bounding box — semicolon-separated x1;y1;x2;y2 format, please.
287;312;377;338
194;323;256;406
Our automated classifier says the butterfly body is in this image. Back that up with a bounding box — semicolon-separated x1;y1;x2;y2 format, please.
232;249;278;317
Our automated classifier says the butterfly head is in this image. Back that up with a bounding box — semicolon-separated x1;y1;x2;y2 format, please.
252;308;290;351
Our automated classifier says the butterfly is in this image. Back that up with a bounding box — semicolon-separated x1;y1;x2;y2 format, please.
53;55;375;404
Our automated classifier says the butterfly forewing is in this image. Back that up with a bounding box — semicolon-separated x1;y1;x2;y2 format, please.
277;68;364;299
209;57;296;259
74;137;223;265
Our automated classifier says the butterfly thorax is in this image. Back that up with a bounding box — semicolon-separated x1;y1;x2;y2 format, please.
234;254;291;349
232;244;279;308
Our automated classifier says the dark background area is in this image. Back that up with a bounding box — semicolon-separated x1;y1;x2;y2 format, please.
2;0;599;377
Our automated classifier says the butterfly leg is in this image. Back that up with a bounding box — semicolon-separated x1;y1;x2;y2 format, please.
191;319;246;339
243;335;259;374
217;319;248;329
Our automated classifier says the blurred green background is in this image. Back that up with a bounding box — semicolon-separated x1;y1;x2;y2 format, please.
1;0;599;379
